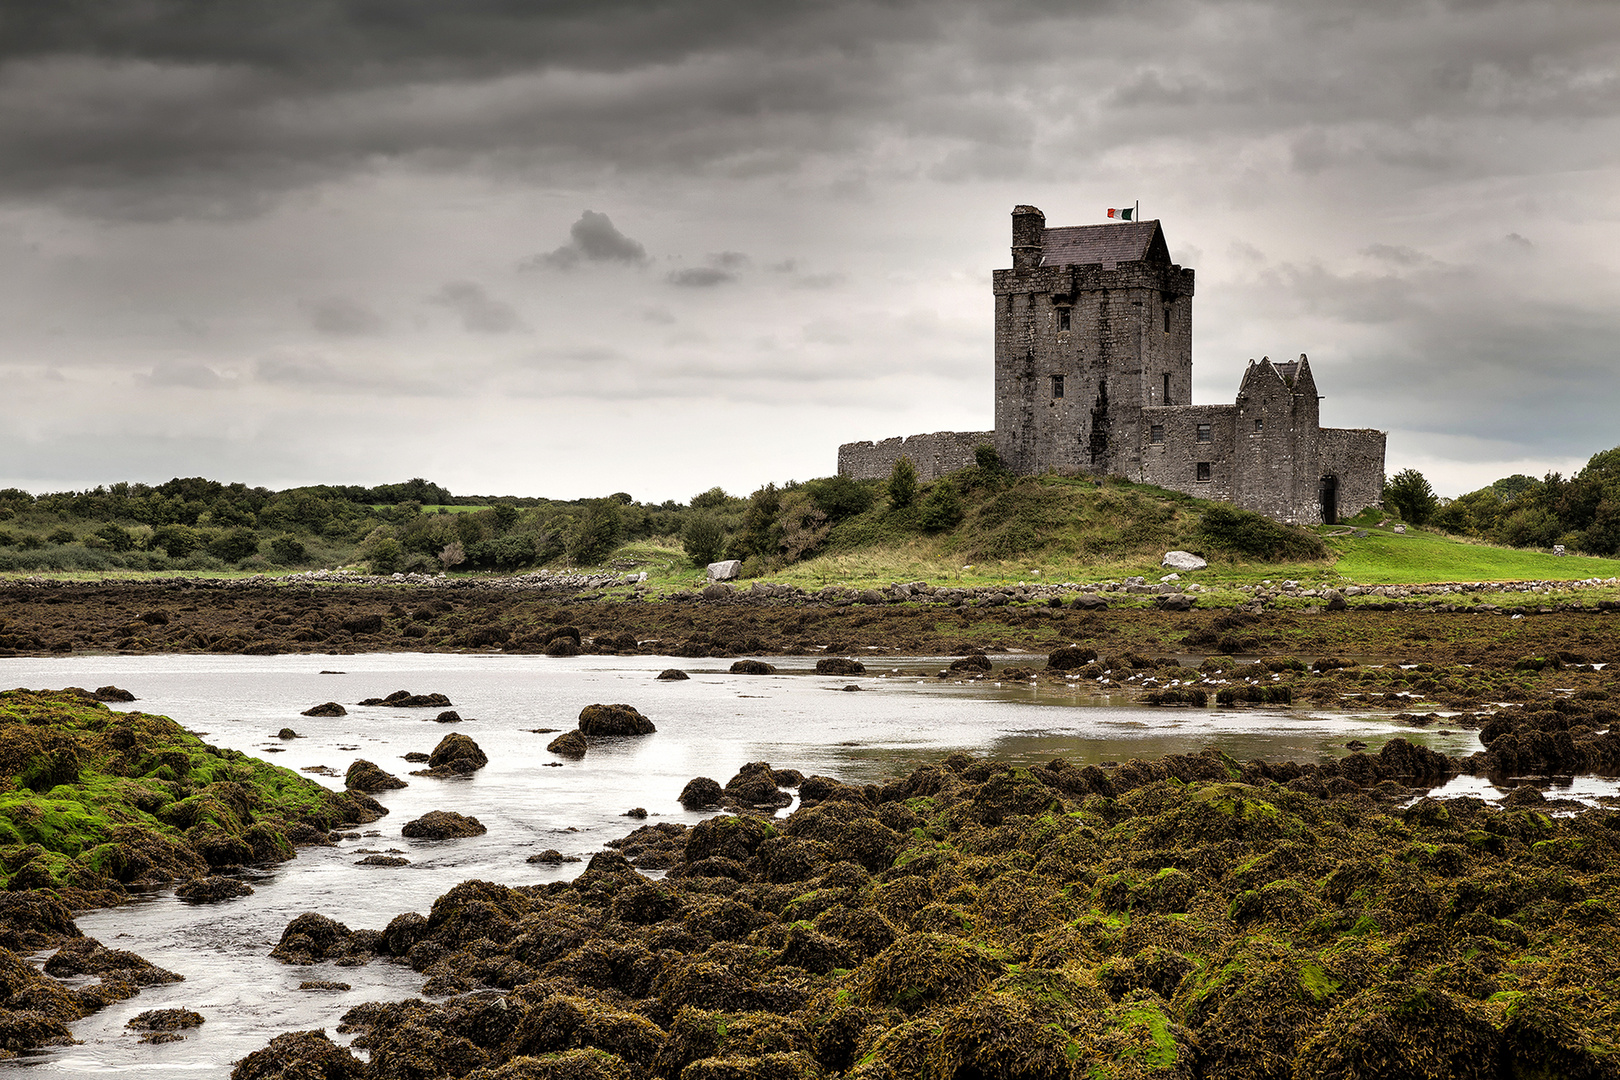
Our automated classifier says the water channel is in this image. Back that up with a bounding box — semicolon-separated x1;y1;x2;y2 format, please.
0;651;1586;1076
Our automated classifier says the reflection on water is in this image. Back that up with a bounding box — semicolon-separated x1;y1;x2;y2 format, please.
0;651;1480;1075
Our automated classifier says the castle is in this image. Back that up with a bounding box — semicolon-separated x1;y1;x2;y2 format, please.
837;206;1386;525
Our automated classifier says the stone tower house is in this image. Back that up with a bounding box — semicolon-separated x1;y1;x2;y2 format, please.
837;206;1386;525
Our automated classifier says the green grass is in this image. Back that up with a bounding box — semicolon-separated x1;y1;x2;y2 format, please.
1326;524;1620;584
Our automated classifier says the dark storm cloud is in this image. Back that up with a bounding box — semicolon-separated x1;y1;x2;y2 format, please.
429;281;525;334
530;210;648;270
5;0;1617;216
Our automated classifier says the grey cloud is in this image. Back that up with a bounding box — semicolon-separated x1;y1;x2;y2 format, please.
531;210;648;270
667;267;735;288
307;296;384;335
136;361;228;388
254;354;455;396
430;281;525;333
709;251;749;270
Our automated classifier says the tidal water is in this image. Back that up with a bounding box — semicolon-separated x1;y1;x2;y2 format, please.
0;651;1509;1075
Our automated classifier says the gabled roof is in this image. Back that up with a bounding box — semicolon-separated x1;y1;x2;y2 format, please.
1041;220;1169;270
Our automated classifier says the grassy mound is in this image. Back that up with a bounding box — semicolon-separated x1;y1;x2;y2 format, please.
252;750;1620;1079
0;689;384;903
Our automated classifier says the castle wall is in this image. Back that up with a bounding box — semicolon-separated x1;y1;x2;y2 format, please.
1319;428;1387;520
1138;405;1236;502
837;430;993;482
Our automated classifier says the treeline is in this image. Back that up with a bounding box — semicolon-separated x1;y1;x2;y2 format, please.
0;477;716;574
1389;445;1620;555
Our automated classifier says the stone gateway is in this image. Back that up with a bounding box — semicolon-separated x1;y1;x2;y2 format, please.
837;206;1386;525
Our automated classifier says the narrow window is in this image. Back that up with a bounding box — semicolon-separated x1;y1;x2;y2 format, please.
1150;424;1164;445
1057;308;1071;332
1196;462;1211;482
1253;418;1264;433
1051;374;1064;399
1164;306;1171;333
1162;373;1171;405
1196;423;1211;443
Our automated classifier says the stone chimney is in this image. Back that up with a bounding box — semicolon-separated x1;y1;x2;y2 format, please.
1011;205;1045;270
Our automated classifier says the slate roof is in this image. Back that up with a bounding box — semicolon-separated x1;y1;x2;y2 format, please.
1040;220;1168;270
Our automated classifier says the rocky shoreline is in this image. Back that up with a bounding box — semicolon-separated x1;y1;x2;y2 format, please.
230;738;1620;1079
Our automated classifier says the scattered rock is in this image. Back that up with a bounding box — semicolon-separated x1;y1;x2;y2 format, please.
297;980;352;991
174;876;255;903
301;702;347;717
840;684;863;692
1161;550;1208;571
232;1030;367;1080
625;808;648;819
546;730;587;759
402;752;430;763
357;855;411;867
525;849;581;864
434;710;462;723
816;657;866;675
577;703;656;736
357;690;452;708
724;761;792;809
730;660;777;675
94;685;136;702
278;728;300;739
1046;645;1099;671
401;811;487;840
408;733;489;777
345;759;407;793
657;668;690;681
948;653;992;673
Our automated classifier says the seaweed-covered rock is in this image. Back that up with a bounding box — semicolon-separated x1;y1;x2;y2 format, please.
231;1029;367;1079
358;690;453;708
302;702;347;717
948;653;992;673
1045;646;1098;671
402;811;487;840
412;733;488;777
815;657;866;676
270;913;361;964
547;731;588;759
345;759;407;793
723;762;792;810
657;669;690;681
679;777;725;810
93;685;137;702
127;1008;203;1030
730;660;777;675
577;704;656;737
175;876;255;902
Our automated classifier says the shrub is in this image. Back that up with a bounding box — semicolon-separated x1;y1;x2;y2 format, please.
918;482;966;533
1199;505;1326;561
366;538;404;574
269;535;307;564
208;526;261;563
887;457;918;510
467;534;538;571
46;527;77;545
806;475;876;522
95;524;136;551
691;486;730;510
682;512;727;567
438;540;466;570
151;524;201;558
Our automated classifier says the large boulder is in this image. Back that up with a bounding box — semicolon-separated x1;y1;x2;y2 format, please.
1161;550;1208;571
679;777;725;810
707;560;742;581
730;660;777;675
816;657;866;676
301;702;347;717
420;733;489;774
1046;646;1098;671
578;704;656;736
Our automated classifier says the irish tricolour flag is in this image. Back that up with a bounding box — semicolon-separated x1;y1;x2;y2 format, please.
1107;206;1136;220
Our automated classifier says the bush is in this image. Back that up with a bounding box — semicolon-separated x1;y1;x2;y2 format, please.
208;526;261;563
269;535;307;564
366;538;404;574
46;527;77;545
151;524;202;558
918;481;965;533
805;475;876;522
467;534;538;571
96;524;136;552
439;540;466;570
1199;505;1326;561
691;486;730;510
683;512;727;566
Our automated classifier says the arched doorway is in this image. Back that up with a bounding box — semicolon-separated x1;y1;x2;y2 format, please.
1319;474;1339;526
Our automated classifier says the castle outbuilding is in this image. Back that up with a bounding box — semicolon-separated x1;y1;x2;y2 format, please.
837;206;1386;525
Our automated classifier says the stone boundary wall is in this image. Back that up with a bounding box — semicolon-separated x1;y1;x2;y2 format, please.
837;430;993;482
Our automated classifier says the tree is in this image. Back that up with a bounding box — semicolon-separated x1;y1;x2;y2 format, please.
568;500;622;565
269;535;307;564
367;538;404;574
682;512;727;566
208;526;261;563
690;486;730;510
887;456;918;510
439;540;466;570
1384;469;1438;526
805;474;875;522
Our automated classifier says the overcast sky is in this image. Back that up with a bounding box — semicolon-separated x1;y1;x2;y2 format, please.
2;0;1617;501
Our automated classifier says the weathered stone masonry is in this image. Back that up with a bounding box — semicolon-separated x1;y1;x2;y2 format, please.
837;205;1386;525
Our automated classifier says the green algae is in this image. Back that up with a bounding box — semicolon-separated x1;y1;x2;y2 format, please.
0;688;380;898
